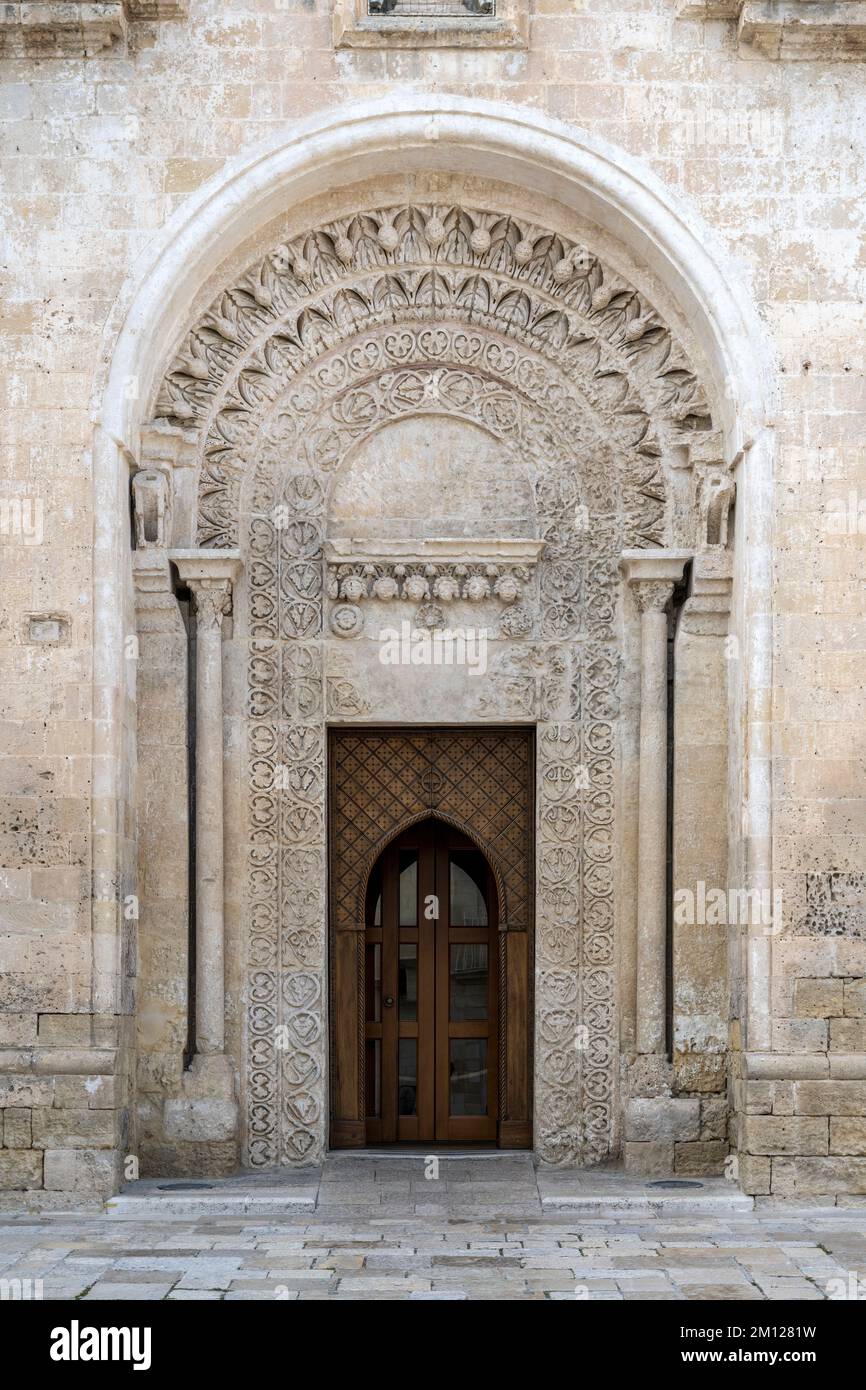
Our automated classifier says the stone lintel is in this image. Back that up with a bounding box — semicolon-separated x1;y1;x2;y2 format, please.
127;1;187;16
677;0;741;16
325;537;545;566
333;0;528;50
739;0;866;60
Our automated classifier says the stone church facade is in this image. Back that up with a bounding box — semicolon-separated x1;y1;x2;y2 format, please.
1;0;865;1207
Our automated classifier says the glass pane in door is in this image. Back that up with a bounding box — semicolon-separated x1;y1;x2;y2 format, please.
398;944;417;1021
449;851;488;925
449;1039;488;1116
398;1039;417;1116
450;943;487;1020
399;851;418;925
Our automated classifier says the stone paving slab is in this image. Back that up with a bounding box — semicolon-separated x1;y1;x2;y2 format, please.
1;1154;866;1300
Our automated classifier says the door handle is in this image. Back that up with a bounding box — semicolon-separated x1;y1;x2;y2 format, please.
384;995;394;1008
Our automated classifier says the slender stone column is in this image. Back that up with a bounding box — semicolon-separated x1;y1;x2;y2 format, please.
621;551;691;1057
172;550;242;1058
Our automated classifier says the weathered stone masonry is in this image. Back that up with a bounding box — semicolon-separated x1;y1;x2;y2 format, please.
1;3;866;1206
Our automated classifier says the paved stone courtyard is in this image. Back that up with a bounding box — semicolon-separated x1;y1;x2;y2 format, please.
1;1155;866;1301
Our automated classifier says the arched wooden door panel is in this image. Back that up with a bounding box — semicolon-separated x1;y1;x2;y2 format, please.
364;819;498;1143
329;727;534;1149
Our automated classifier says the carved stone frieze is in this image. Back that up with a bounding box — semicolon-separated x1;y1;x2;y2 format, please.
324;539;542;626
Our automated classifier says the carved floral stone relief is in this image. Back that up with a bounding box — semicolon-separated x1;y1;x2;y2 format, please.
153;202;716;1167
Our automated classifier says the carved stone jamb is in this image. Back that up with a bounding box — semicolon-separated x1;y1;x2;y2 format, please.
681;548;734;636
620;551;691;1064
132;467;172;552
132;455;177;630
171;551;242;1103
132;420;198;617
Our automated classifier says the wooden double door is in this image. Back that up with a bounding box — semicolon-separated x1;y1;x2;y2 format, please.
364;819;498;1142
329;727;533;1151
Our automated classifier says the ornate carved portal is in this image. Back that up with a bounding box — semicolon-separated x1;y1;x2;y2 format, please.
329;728;534;1148
147;193;723;1170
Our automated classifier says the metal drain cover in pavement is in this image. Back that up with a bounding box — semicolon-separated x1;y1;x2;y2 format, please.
646;1179;704;1190
156;1182;215;1192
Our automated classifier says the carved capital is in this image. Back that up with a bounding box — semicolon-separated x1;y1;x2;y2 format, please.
171;549;242;634
620;549;691;614
188;578;233;633
632;579;675;615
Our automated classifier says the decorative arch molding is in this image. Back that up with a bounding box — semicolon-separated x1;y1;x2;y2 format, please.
97;96;774;457
233;323;667;550
152;200;716;546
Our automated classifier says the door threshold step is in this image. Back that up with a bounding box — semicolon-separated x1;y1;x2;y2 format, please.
105;1181;319;1219
332;1149;532;1159
538;1174;753;1215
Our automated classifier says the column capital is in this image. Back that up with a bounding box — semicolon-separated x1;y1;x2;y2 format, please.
172;551;243;632
634;579;675;614
621;549;691;613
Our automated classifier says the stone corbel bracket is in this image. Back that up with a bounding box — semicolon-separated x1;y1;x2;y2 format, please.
324;537;545;635
0;2;187;57
678;0;866;60
138;419;199;548
131;420;198;604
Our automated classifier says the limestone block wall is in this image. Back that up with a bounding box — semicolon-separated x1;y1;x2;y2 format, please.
0;0;865;1202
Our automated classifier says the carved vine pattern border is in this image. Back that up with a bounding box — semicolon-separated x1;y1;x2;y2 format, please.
241;337;622;1165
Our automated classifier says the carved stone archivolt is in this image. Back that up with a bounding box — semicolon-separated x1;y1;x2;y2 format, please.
150;199;720;1168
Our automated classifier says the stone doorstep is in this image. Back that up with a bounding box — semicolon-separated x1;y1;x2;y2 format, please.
536;1174;754;1216
105;1189;319;1220
102;1164;756;1219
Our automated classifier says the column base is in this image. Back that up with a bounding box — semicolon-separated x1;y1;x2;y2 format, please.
163;1054;238;1144
623;1053;729;1178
